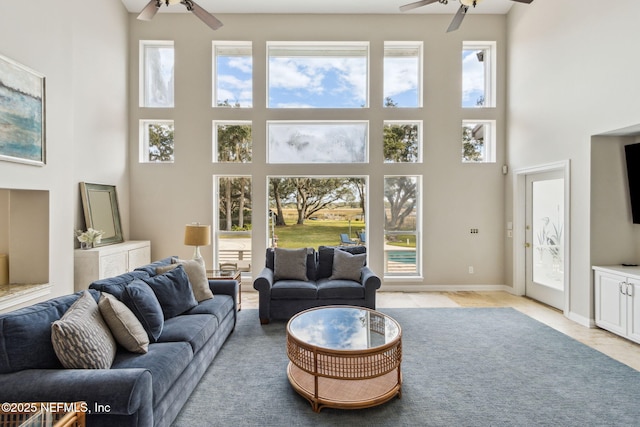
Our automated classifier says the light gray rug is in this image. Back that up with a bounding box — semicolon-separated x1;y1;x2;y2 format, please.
173;308;640;426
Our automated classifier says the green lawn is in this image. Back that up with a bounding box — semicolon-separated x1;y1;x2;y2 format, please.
274;220;364;248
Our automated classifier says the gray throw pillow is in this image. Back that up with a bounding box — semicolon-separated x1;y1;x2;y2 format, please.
157;258;214;302
329;249;366;282
98;292;149;354
51;291;117;369
274;247;309;281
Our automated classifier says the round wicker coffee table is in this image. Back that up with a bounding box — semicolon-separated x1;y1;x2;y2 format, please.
286;305;402;412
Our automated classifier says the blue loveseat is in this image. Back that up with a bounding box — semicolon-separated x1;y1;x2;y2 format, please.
0;257;238;427
253;246;381;324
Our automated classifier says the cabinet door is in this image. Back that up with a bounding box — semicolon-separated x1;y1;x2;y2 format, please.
627;280;640;343
100;252;128;279
128;246;151;271
594;271;627;336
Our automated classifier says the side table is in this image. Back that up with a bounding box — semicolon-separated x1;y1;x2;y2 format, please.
207;269;241;311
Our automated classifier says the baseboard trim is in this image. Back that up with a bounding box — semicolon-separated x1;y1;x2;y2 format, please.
379;284;514;293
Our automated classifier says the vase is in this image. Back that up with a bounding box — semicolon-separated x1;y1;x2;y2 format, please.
80;241;93;250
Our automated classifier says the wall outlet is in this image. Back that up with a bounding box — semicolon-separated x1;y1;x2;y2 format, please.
470;228;479;234
468;266;474;274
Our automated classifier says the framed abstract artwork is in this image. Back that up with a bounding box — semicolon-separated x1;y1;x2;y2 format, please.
0;53;46;166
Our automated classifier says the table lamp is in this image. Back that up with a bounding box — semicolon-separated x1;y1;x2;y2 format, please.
184;223;211;260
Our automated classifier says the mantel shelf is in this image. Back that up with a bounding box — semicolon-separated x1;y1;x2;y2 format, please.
0;283;51;312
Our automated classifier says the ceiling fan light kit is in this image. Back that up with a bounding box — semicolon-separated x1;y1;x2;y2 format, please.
137;0;223;31
399;0;533;32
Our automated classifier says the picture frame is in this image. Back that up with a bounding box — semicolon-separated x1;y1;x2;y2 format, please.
0;53;46;166
80;182;124;247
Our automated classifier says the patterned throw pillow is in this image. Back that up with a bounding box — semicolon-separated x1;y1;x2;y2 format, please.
98;292;149;354
51;291;117;369
156;258;214;302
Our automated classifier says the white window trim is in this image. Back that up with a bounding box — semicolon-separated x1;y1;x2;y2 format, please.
383;120;424;163
212;41;253;108
212;120;252;163
139;119;174;163
266;41;370;109
462;41;497;108
139;40;174;108
384;41;424;108
462;119;496;163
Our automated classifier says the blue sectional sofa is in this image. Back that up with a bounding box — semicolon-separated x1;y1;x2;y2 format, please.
253;246;381;324
0;257;238;427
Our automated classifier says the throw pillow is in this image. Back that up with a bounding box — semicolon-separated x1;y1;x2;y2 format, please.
156;258;213;302
98;292;149;354
142;265;198;319
51;291;117;369
121;279;164;342
329;249;366;282
273;247;309;281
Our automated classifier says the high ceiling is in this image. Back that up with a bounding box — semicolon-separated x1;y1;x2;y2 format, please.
120;0;519;15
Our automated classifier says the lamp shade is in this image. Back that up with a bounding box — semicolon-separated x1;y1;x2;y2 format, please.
184;224;211;247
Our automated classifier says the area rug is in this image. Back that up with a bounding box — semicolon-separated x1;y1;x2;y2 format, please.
173;308;640;426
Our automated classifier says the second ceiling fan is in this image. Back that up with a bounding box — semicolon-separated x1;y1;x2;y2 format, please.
399;0;534;33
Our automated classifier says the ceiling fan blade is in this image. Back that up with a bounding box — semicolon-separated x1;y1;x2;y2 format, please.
137;0;161;21
182;0;224;30
511;0;534;3
446;5;468;32
399;0;440;13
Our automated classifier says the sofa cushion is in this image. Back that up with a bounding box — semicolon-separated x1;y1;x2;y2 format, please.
133;256;175;276
51;291;117;369
329;248;366;282
271;280;318;300
185;294;235;324
98;292;149;354
156;257;214;302
158;314;218;354
121;280;164;342
112;341;192;407
273;247;309;281
317;278;365;299
266;248;316;281
141;265;198;319
0;291;100;374
317;245;366;279
89;271;149;300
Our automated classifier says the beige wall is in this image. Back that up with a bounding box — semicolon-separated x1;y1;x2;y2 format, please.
0;0;128;306
128;13;509;290
506;1;640;323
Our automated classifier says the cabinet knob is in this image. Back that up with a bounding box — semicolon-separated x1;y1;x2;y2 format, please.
620;282;628;295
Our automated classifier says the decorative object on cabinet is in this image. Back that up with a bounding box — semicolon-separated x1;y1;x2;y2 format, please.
184;223;211;260
593;265;640;344
79;182;124;246
0;53;46;166
74;241;150;291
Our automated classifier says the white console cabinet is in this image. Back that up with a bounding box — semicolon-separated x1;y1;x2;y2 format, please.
593;265;640;344
74;241;151;291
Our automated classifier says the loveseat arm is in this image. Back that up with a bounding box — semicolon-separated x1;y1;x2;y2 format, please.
0;368;153;426
361;266;382;309
253;268;274;324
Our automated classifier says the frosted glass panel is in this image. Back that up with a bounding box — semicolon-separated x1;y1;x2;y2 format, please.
532;179;564;290
143;44;174;108
268;122;367;164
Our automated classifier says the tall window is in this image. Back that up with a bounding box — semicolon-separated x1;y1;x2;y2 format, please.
267;42;369;108
140;41;174;108
462;41;496;108
383;42;423;108
268;177;366;249
383;121;422;163
213;121;252;163
461;120;496;163
139;120;174;163
213;42;253;108
214;176;252;274
384;176;420;276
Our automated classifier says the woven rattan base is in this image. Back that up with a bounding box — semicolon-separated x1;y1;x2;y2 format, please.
287;363;401;412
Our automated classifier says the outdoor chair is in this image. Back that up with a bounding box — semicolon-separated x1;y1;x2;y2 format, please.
340;233;357;246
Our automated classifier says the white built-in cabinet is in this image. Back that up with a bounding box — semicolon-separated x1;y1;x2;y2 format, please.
74;241;151;292
593;266;640;344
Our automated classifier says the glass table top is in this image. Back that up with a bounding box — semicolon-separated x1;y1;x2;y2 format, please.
287;306;401;351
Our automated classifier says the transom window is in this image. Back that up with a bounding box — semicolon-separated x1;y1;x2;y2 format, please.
462;41;496;108
462;120;496;163
267;42;369;108
139;120;174;163
384;42;423;108
212;42;253;108
213;121;252;163
383;121;422;163
139;40;174;108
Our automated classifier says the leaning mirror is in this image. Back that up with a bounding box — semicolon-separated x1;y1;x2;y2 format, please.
80;182;124;246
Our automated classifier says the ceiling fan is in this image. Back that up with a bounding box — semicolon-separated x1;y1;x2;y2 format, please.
137;0;223;31
399;0;533;33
